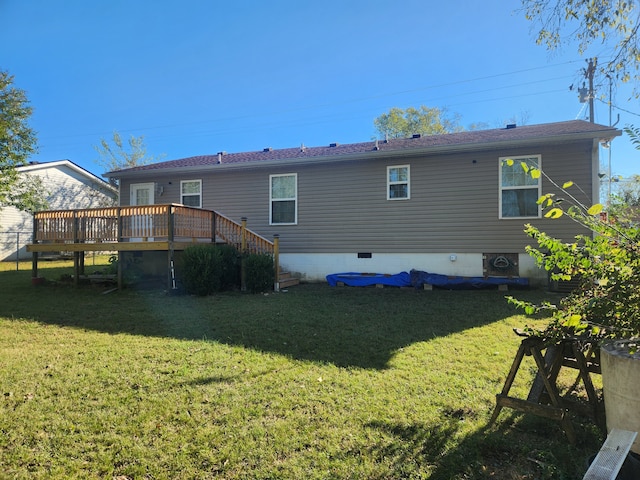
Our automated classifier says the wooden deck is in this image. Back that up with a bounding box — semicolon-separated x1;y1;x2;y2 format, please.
28;204;274;253
27;204;280;290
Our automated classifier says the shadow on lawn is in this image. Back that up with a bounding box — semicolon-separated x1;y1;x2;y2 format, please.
0;271;548;370
361;411;602;479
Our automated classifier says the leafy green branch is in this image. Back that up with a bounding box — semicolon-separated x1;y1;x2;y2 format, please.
503;158;640;346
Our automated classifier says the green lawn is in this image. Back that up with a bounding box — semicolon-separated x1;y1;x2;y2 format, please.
0;260;602;479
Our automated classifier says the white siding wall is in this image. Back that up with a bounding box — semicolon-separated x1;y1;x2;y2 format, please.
278;252;543;284
0;163;116;261
0;206;31;262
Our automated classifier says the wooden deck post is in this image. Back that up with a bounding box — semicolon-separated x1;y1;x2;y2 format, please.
241;217;248;252
116;207;123;290
31;251;39;280
211;211;217;244
117;252;123;290
273;234;280;292
240;217;247;292
73;211;80;286
167;205;175;291
31;213;39;281
74;252;81;287
116;207;123;242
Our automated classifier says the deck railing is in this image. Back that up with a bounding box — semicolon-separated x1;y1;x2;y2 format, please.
32;204;274;256
215;213;274;255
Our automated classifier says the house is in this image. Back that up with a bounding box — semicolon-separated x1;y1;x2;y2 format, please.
104;120;621;286
1;160;117;261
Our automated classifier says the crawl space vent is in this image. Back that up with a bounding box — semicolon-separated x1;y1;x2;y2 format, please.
483;253;519;277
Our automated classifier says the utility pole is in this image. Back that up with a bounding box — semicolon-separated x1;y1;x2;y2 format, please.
586;58;596;123
607;72;613;206
577;58;596;122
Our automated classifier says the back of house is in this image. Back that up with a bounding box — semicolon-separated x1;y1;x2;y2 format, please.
107;120;620;285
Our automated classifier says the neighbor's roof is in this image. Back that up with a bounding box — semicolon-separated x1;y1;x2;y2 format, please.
19;159;118;193
107;120;620;178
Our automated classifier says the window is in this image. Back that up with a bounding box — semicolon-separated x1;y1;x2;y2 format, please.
270;174;297;224
499;155;541;218
181;180;202;208
387;165;410;200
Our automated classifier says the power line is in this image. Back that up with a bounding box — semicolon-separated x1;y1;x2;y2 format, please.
37;59;585;144
596;97;640;118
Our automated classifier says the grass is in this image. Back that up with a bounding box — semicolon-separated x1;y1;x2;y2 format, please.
0;259;603;479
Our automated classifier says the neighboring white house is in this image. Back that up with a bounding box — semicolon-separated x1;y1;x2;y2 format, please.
0;160;117;261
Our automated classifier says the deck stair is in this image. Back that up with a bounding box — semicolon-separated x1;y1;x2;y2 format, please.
278;270;299;289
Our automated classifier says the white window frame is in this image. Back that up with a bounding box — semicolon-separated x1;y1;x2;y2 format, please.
499;155;542;219
180;179;202;208
387;165;410;200
270;173;297;225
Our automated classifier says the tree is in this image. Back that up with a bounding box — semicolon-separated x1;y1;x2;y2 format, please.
603;126;640;216
611;174;640;204
0;70;45;213
373;105;463;139
468;111;531;131
522;0;640;89
94;131;162;186
505;158;640;346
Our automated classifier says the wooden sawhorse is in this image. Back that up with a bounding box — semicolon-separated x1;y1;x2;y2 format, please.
489;334;603;444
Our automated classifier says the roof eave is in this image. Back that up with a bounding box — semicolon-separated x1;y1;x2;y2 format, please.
107;127;621;178
19;160;118;194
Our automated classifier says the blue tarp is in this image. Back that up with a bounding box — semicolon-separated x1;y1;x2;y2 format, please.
326;270;529;289
409;270;529;289
326;272;411;287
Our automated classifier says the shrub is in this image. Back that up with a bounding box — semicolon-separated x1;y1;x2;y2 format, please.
181;244;240;296
217;244;241;290
505;158;640;347
244;253;275;293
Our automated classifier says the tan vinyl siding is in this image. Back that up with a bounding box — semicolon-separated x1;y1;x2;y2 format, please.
119;139;596;255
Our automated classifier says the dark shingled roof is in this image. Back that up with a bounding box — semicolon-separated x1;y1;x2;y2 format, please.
108;120;619;177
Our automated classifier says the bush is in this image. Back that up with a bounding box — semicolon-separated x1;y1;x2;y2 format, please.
181;244;240;296
244;253;275;293
505;158;640;346
217;244;241;290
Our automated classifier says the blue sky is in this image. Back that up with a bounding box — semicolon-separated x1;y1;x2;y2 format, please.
1;0;639;182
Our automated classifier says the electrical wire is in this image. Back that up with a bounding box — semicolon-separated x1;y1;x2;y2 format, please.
596;97;640;118
37;59;585;147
